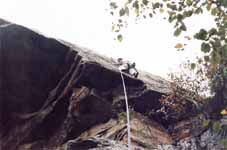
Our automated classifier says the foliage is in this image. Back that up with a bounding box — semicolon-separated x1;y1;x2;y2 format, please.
202;119;211;128
156;60;210;119
168;60;211;98
118;110;135;122
109;0;227;113
212;120;223;133
219;139;227;149
118;112;127;123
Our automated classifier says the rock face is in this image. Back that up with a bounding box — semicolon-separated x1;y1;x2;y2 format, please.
0;19;227;150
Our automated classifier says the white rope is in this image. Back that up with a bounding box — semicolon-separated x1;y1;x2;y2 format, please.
119;70;132;150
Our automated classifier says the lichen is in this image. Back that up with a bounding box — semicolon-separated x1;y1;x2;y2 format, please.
212;121;223;133
202;119;210;129
118;112;127;123
219;139;227;149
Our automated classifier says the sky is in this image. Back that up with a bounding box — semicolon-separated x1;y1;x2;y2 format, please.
0;0;216;78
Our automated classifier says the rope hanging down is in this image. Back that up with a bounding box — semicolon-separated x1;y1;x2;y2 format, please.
119;70;132;150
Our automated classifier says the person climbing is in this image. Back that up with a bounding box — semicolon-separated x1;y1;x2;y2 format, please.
116;58;139;78
128;62;139;78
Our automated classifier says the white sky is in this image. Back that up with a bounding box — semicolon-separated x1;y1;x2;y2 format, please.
0;0;216;78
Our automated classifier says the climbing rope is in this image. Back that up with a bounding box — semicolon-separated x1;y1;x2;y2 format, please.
119;70;132;150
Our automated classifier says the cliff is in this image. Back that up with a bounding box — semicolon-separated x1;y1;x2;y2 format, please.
0;18;227;150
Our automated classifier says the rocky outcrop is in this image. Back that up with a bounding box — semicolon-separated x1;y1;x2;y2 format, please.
0;18;227;150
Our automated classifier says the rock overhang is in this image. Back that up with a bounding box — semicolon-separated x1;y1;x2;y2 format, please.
0;18;203;150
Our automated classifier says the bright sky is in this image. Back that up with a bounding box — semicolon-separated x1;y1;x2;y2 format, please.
0;0;216;78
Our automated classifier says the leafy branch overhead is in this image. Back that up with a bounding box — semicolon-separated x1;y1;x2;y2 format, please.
110;0;227;116
109;0;227;113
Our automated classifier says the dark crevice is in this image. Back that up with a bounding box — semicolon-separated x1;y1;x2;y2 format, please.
24;95;71;143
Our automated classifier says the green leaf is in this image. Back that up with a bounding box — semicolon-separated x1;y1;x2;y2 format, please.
186;0;193;6
183;10;193;18
208;28;217;36
178;6;183;11
168;15;177;23
166;3;177;10
134;8;139;17
125;6;129;16
117;34;123;42
177;14;183;21
201;43;211;53
190;63;196;70
111;25;115;32
128;0;133;3
211;8;219;16
174;28;182;37
142;0;148;6
211;40;221;48
153;2;160;9
211;51;221;64
149;13;153;18
194;29;208;40
119;8;125;16
194;8;203;14
133;1;139;9
220;0;227;7
180;23;187;31
110;2;118;9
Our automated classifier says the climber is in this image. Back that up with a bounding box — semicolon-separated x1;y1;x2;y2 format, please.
117;58;139;78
